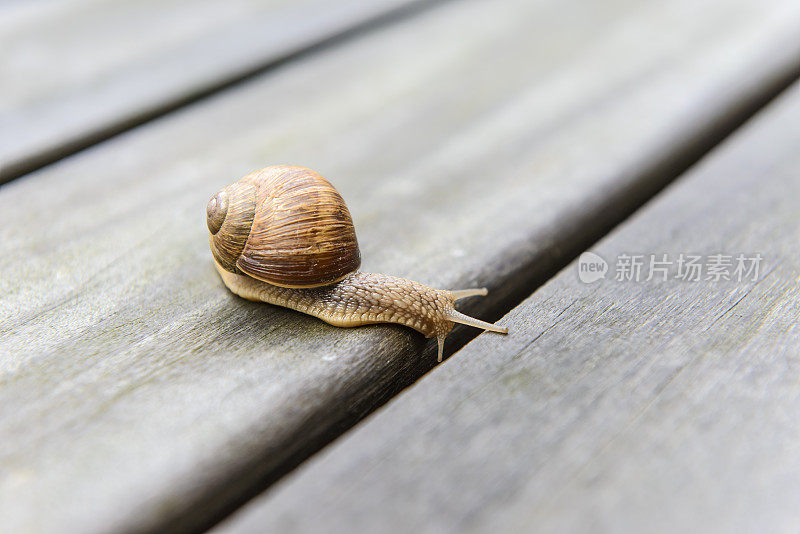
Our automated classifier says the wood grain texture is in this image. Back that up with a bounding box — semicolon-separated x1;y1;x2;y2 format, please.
0;0;430;181
215;81;800;534
2;0;800;532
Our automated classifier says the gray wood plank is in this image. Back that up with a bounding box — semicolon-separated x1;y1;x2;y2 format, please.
0;0;430;181
2;0;800;532
214;80;800;534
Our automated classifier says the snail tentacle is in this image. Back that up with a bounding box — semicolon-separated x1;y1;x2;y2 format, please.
449;287;488;300
444;309;508;334
437;336;446;363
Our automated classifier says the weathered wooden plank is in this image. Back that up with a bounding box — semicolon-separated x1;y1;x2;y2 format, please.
215;81;800;534
0;0;431;182
2;0;800;532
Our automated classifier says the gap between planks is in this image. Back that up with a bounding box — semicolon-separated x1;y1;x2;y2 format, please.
0;0;448;184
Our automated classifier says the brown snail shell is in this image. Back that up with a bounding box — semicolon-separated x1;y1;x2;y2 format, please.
207;165;507;362
207;165;361;288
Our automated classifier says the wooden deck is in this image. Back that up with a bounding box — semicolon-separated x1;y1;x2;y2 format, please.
218;77;800;534
2;0;800;533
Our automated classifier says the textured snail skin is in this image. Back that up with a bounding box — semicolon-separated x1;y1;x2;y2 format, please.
214;260;507;362
216;261;451;335
208;165;507;361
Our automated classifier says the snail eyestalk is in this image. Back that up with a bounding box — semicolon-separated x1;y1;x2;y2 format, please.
445;309;508;334
450;287;488;300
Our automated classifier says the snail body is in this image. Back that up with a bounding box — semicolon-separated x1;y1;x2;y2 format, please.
207;165;507;361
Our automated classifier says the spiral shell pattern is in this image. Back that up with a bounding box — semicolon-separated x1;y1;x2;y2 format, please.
207;165;361;288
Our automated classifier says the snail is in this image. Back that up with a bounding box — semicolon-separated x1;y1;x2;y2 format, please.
207;165;507;362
